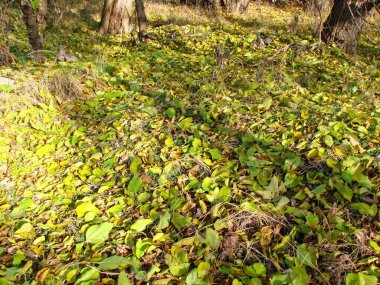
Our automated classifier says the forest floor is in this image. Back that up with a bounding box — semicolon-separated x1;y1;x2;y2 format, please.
0;3;379;285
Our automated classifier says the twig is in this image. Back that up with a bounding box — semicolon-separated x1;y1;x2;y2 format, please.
27;50;56;56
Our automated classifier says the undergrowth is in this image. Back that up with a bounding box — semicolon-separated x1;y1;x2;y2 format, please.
0;3;379;285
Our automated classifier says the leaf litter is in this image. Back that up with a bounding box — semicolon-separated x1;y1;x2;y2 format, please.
0;8;380;285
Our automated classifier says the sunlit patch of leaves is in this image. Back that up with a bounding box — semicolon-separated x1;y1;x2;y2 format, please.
0;5;379;285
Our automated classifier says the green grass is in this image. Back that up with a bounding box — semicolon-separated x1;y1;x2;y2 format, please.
0;3;379;285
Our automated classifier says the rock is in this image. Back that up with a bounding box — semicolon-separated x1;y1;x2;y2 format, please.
0;77;15;87
264;37;273;45
56;45;78;62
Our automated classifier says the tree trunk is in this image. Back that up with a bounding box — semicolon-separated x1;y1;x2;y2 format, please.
135;0;148;40
45;0;56;27
213;0;222;10
224;0;249;14
18;0;43;50
99;0;114;34
321;0;380;53
99;0;134;34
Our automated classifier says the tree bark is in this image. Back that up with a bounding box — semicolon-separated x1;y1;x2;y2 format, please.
321;0;380;53
135;0;148;40
18;0;43;50
99;0;114;34
224;0;249;14
99;0;134;34
45;0;56;27
213;0;222;10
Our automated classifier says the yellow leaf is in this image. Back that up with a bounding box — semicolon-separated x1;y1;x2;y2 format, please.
14;223;35;240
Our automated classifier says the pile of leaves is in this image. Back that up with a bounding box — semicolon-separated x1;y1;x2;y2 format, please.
0;6;379;285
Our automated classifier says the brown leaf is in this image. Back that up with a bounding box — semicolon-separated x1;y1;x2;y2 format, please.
141;174;154;184
189;165;200;176
47;258;61;266
36;268;50;284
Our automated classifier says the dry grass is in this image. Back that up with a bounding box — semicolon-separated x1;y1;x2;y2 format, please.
319;243;359;285
195;202;288;269
146;1;380;39
0;72;42;113
146;2;323;33
47;71;84;102
0;70;84;114
0;45;16;66
146;3;217;27
321;253;357;285
225;207;286;232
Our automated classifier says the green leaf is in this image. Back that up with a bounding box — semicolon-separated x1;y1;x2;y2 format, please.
127;176;143;193
205;228;221;250
197;262;210;278
165;137;174;147
130;157;142;174
118;271;133;285
232;280;243;285
93;167;104;178
166;108;176;118
346;272;377;285
31;0;41;10
323;135;334;147
172;213;191;230
262;97;272;110
130;219;153;232
9;199;34;219
306;214;319;228
282;153;303;171
351;203;377;217
14;223;35;240
169;263;190;277
201;177;213;191
76;202;99;218
106;204;123;216
206;186;231;204
135;239;155;259
137;192;151;204
249;81;260;90
368;240;380;253
179;117;193;130
0;84;12;92
36;144;55;158
192;138;201;148
244;263;266;277
245;278;262;285
98;256;130;270
326;157;338;169
258;175;285;200
117;271;133;285
334;182;353;201
85;222;113;244
289;265;310;285
66;268;79;283
75;268;99;284
296;244;318;269
186;269;205;285
12;251;25;266
158;211;171;230
142;106;157;115
6;267;21;282
209;149;222;160
342;171;353;183
130;83;140;92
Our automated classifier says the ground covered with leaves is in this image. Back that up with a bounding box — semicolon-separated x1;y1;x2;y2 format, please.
0;4;380;285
